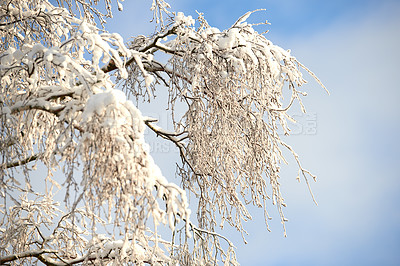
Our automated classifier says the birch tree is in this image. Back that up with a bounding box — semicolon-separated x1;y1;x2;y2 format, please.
0;0;326;264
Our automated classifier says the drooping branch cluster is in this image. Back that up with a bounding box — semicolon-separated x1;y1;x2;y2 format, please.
170;11;307;236
120;10;325;240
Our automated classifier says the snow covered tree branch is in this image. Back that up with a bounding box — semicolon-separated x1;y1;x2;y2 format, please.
0;0;326;265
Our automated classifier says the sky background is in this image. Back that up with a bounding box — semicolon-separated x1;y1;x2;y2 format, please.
104;0;400;265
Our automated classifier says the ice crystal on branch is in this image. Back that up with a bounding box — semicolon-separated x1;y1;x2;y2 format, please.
0;1;326;265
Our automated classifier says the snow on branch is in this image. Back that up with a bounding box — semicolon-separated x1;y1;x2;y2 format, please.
1;0;326;265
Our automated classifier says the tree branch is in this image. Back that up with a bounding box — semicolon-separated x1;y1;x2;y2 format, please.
0;249;58;264
102;27;180;74
3;154;39;169
0;246;160;265
143;60;192;85
10;101;65;115
143;118;200;177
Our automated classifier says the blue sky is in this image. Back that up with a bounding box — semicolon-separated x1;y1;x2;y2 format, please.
106;0;400;265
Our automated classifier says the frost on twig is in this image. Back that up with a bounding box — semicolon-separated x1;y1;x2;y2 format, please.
1;1;325;265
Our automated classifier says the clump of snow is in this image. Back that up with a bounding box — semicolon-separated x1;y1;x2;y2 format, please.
201;27;220;39
217;28;241;50
174;12;195;27
145;74;154;89
82;90;126;122
81;89;146;139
